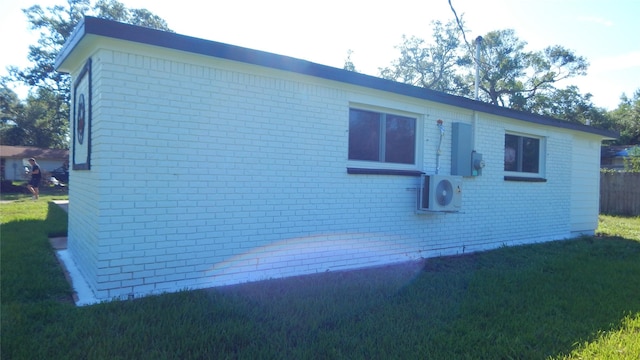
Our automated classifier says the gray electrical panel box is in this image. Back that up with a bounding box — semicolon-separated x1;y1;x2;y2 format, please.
451;122;472;176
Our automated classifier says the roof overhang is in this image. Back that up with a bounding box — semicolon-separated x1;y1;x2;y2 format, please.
55;16;618;140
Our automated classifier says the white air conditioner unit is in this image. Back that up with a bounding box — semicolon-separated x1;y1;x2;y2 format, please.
418;174;462;212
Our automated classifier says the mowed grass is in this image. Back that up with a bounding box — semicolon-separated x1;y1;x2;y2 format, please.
1;197;639;359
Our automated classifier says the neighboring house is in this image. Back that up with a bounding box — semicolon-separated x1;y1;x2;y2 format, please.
0;145;69;181
55;17;617;302
601;145;639;170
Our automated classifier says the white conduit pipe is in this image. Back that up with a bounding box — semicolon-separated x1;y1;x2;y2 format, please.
435;119;445;174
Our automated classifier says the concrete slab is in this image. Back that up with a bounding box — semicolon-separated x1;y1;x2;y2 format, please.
49;236;67;250
52;200;68;213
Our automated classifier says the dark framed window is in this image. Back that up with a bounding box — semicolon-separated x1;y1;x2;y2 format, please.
504;133;541;173
348;108;416;165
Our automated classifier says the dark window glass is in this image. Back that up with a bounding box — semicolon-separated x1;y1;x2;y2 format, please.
522;137;540;173
349;109;380;161
385;114;416;164
504;134;540;173
349;109;416;164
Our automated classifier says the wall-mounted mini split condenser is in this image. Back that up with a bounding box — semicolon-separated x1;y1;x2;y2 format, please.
418;174;463;212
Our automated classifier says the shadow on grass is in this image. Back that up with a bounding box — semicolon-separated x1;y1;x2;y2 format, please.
395;236;640;359
1;205;639;358
204;235;640;359
0;202;70;303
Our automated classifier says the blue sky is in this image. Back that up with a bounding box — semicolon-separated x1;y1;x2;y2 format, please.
1;0;638;110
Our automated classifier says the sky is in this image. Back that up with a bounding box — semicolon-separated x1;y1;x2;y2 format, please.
1;0;639;110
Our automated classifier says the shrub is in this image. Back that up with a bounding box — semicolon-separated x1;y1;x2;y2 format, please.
0;180;26;194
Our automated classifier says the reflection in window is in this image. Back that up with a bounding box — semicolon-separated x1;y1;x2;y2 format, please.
349;109;416;164
504;134;540;173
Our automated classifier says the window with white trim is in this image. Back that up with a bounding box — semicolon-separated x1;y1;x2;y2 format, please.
348;108;417;166
504;133;545;177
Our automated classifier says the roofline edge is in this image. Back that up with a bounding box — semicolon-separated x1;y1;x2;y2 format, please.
54;16;619;139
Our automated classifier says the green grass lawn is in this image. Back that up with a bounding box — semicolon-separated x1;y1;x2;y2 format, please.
1;197;639;359
0;181;69;202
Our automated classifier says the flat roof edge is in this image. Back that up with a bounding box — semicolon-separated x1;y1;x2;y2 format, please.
55;17;618;139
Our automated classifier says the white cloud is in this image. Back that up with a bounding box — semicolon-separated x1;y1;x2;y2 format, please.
577;16;614;27
591;51;640;74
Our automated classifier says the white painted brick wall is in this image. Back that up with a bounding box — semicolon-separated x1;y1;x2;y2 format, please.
66;46;602;301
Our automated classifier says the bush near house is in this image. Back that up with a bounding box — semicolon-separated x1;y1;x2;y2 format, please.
623;146;640;172
0;180;26;194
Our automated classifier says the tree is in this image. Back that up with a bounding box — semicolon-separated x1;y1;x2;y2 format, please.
474;30;589;108
0;84;68;148
379;20;472;96
527;45;589;98
525;85;610;126
1;84;24;142
343;49;357;72
609;89;640;145
3;0;171;148
472;29;528;107
381;22;590;113
93;0;171;29
13;0;172;97
11;1;89;103
623;146;640;172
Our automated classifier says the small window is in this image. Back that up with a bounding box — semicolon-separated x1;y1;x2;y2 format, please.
504;133;542;174
349;108;416;165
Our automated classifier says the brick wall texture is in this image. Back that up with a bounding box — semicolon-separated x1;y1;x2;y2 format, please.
66;47;603;301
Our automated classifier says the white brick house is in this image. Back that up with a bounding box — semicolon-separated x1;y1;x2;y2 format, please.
55;17;616;301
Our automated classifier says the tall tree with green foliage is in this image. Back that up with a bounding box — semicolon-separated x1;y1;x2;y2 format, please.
92;0;171;29
1;0;171;148
609;89;640;145
1;85;24;143
380;23;591;120
472;29;530;107
1;84;69;148
525;85;610;126
506;43;589;110
379;22;638;140
379;20;471;96
471;30;589;109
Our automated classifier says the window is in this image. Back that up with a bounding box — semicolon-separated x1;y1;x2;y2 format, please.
504;133;542;174
349;108;416;165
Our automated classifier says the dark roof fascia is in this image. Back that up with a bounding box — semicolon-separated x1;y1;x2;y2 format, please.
54;16;87;71
0;145;69;159
55;16;618;139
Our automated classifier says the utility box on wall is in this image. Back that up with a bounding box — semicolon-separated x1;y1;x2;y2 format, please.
451;122;472;176
472;151;484;176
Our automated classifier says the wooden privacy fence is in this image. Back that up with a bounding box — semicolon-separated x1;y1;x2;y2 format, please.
600;172;640;215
